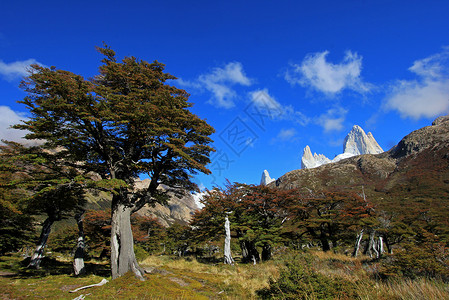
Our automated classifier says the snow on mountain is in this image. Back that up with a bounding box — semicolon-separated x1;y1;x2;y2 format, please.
342;125;383;156
192;191;207;209
301;146;331;169
301;125;383;169
260;169;276;185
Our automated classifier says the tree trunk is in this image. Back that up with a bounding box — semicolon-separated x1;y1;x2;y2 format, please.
240;240;250;263
372;238;379;258
28;216;55;269
364;230;375;258
320;237;331;252
111;202;145;280
223;216;234;265
261;243;271;261
384;237;393;254
73;211;86;276
306;227;330;251
248;241;260;264
377;236;384;257
352;229;364;257
240;240;259;263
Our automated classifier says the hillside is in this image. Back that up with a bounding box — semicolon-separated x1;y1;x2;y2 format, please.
270;115;449;215
84;182;200;227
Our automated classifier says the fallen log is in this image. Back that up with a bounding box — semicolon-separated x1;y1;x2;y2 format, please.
69;279;108;293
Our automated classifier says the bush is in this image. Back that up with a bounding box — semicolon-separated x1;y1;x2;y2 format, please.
134;244;149;262
47;225;78;254
380;243;449;281
257;253;358;299
380;229;449;281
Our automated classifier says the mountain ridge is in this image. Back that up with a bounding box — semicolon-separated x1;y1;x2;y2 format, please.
270;115;449;216
301;125;383;169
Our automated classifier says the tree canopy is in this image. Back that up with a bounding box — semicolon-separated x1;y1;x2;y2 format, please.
14;45;215;279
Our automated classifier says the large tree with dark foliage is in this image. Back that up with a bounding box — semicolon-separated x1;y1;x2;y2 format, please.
0;143;34;255
14;46;215;279
1;141;87;268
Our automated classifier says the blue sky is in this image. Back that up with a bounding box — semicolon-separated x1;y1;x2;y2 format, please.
1;1;448;190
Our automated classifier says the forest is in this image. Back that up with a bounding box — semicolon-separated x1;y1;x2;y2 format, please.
1;46;449;299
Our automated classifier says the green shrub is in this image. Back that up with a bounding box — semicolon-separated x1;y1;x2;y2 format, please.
47;226;78;254
380;229;449;281
380;243;449;281
134;244;149;262
257;253;358;299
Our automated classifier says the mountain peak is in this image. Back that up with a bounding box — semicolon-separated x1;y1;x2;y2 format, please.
301;125;383;169
260;170;276;185
301;146;331;169
343;125;383;156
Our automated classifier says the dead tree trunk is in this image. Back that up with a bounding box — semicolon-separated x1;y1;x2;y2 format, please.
223;216;234;265
363;230;376;258
111;200;145;280
377;236;384;257
28;215;55;268
352;229;364;257
372;238;379;258
73;211;86;276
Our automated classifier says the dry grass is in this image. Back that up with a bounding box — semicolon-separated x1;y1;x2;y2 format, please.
309;251;449;300
141;255;280;299
311;250;357;262
356;278;449;300
2;252;449;299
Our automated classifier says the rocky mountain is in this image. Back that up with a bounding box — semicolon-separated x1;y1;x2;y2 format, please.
301;146;331;169
342;125;383;156
86;179;202;227
271;115;449;214
301;125;383;169
137;189;201;227
260;170;276;185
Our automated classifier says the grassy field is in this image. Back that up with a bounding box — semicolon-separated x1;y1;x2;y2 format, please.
1;251;448;299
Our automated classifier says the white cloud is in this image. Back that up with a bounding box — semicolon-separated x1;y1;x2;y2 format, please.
277;128;297;141
249;89;282;112
204;62;251;86
286;50;371;95
316;107;347;132
180;62;252;109
249;89;310;126
0;58;40;81
384;47;449;119
0;106;29;143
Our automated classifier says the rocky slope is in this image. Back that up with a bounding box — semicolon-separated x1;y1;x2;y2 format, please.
301;125;383;169
86;179;202;227
272;115;449;212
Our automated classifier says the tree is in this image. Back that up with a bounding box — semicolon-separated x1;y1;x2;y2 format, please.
190;183;248;262
73;210;86;275
223;216;234;264
191;183;292;263
290;192;374;252
0;143;34;254
84;209;112;259
166;223;192;257
234;185;292;262
0;142;86;267
131;214;167;255
14;46;215;279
